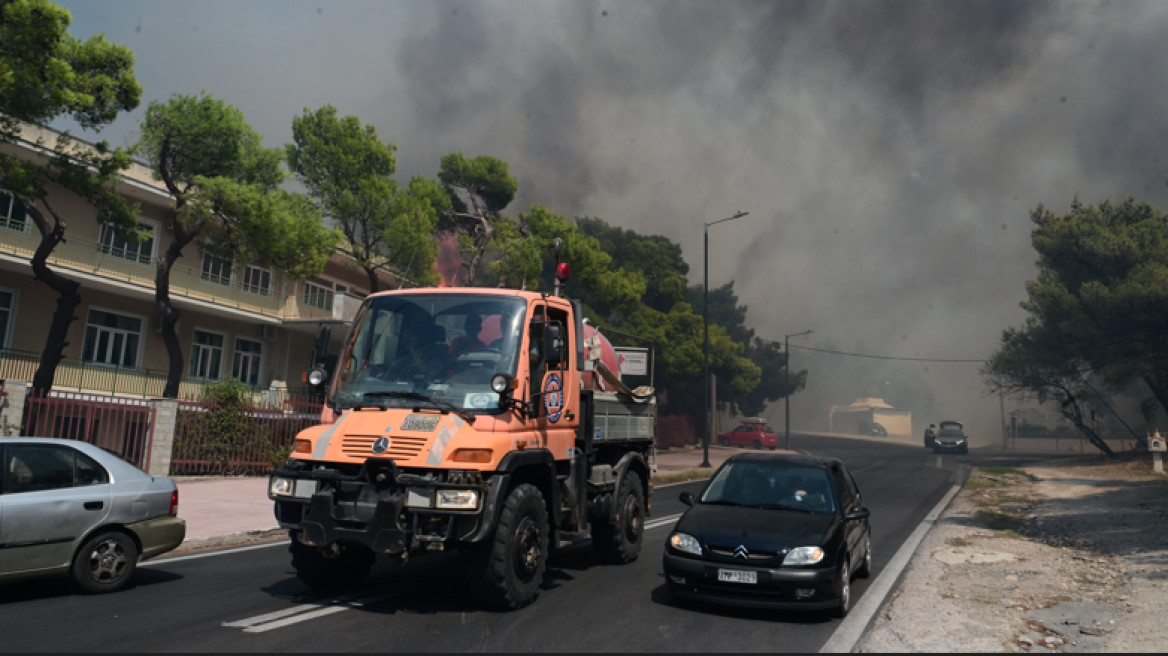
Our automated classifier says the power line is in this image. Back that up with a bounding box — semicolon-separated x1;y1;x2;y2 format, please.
781;343;985;363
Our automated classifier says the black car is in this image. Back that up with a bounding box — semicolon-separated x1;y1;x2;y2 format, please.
932;426;969;454
662;454;872;617
856;421;888;437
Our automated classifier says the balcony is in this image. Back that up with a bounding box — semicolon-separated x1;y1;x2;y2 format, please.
0;223;332;321
0;349;315;399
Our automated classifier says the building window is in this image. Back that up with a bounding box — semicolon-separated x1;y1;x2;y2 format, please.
303;277;334;311
82;309;142;368
0;189;29;233
98;222;155;265
241;266;271;296
189;330;225;379
201;253;233;287
232;338;263;386
0;288;16;349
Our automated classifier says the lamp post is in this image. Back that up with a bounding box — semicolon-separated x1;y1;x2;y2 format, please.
702;211;749;468
785;330;813;451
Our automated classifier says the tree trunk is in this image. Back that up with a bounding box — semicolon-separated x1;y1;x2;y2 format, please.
464;230;491;287
1061;395;1115;457
23;200;82;397
1142;374;1168;425
157;227;194;398
364;266;380;294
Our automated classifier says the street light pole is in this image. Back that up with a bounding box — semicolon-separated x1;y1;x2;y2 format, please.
784;330;813;451
702;211;749;468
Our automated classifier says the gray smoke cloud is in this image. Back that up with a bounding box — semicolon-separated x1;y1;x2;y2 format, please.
55;0;1168;444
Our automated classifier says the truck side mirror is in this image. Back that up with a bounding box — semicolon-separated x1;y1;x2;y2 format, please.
314;325;332;367
543;323;564;366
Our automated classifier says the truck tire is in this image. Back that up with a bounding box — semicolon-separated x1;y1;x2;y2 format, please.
290;538;375;590
71;530;138;594
593;471;645;564
468;483;549;610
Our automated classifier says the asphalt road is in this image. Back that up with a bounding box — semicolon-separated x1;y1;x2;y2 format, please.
0;435;963;652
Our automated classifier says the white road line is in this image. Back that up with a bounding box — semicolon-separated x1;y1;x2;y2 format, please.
644;513;682;530
242;590;405;633
819;484;962;654
140;540;288;567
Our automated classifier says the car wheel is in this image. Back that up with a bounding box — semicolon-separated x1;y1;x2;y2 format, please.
752;440;762;450
768;447;776;451
72;530;138;594
720;437;731;447
290;537;375;590
829;558;851;619
856;537;873;579
469;483;549;610
593;471;645;565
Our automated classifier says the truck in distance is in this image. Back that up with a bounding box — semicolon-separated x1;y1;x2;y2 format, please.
269;269;655;610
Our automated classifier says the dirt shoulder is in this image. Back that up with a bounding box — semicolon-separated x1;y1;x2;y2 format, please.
858;453;1168;653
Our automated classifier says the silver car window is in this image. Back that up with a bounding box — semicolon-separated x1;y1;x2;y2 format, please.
75;451;109;487
5;446;75;494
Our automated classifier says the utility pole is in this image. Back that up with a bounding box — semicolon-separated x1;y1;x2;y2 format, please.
784;330;813;451
702;211;749;468
999;386;1008;450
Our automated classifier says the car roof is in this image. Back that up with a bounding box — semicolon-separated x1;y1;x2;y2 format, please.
725;452;841;469
2;437;152;482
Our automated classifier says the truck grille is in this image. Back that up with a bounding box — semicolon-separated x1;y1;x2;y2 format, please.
341;435;430;460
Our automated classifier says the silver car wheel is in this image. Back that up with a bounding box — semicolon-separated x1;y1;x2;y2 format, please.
89;538;129;583
840;561;850;610
865;539;873;572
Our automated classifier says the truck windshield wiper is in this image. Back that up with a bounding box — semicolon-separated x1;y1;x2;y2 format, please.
362;391;476;424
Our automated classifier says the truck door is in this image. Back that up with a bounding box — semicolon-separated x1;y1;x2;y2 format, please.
530;301;579;458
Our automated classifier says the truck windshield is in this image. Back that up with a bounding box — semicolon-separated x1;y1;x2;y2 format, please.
333;294;527;412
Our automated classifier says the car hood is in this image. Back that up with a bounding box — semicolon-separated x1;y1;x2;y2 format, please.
676;503;837;552
937;436;966;443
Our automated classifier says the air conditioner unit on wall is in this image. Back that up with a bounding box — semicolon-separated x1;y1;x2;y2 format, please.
257;324;278;342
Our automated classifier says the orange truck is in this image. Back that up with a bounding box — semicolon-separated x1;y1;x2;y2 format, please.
268;272;656;610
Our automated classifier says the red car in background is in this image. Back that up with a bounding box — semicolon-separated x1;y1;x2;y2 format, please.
719;420;780;450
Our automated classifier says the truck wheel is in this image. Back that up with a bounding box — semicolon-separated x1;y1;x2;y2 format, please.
290;538;374;590
468;483;549;610
72;530;138;594
593;471;645;564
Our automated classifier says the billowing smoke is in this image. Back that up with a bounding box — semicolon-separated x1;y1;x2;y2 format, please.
56;0;1168;443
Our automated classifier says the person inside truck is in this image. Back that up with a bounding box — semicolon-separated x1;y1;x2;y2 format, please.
449;313;489;357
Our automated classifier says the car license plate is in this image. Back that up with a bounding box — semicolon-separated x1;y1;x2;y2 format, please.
718;569;757;584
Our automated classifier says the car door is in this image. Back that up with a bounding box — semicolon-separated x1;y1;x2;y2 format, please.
832;466;860;562
0;444;112;574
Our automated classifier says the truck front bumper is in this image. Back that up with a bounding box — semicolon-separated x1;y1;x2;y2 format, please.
268;461;508;554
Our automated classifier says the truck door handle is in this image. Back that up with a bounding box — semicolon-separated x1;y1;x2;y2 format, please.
84;501;104;511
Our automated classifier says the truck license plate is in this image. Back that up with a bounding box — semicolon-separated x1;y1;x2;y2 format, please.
718;569;757;584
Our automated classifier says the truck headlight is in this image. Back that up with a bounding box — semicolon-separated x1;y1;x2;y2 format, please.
436;489;480;510
783;546;826;566
669;532;703;556
270;477;295;497
307;367;327;387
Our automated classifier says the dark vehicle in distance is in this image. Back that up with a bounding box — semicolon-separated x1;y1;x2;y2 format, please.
663;454;872;618
857;421;888;437
933;426;969;454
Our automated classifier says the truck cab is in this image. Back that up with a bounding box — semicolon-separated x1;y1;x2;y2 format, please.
269;288;654;609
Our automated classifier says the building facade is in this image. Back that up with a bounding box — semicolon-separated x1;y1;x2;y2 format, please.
0;123;398;398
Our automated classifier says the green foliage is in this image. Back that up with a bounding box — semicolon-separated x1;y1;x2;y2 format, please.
285;106;447;289
437;153;518;216
184;379;293;473
576;217;689;314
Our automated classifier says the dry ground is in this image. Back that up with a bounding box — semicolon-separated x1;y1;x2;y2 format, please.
859;452;1168;653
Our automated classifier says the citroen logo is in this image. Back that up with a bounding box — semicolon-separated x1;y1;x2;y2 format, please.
372;437;391;455
734;545;749;559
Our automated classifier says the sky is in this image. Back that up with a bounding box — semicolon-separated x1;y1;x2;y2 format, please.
55;0;1168;443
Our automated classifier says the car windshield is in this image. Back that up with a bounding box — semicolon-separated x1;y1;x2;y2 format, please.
939;429;963;437
700;462;837;514
332;294;527;412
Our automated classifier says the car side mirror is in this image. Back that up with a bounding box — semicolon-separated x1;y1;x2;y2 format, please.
679;491;695;506
845;507;870;521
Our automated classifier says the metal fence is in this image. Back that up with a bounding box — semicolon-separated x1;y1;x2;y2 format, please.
169;393;323;476
657;414;697;449
22;390;157;470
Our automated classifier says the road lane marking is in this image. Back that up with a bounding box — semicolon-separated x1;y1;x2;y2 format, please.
819;483;962;654
644;513;682;531
140;540;289;567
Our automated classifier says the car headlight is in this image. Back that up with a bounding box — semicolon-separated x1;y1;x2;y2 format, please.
436;489;480;510
270;477;294;497
669;532;703;556
783;546;826;566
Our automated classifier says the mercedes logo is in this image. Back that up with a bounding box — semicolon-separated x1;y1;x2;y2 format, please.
734;545;749;559
371;437;391;455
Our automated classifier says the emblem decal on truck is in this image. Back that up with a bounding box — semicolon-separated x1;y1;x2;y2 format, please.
544;373;563;423
371;437;391;455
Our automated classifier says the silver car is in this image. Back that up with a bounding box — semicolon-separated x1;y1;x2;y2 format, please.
0;438;186;593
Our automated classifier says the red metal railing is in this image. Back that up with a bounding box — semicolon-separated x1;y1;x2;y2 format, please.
657;414;697;449
22;390;157;470
169;393;323;476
